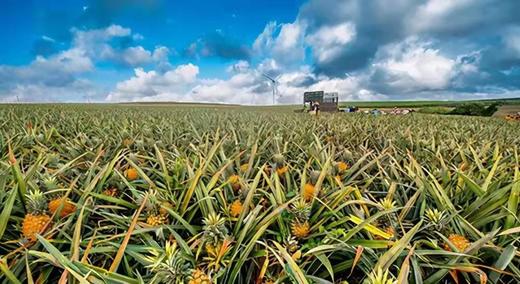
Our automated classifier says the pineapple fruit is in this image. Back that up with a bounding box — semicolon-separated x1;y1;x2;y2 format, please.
143;194;170;226
228;174;241;191
42;176;76;217
102;187;119;197
48;197;76;217
239;163;249;172
444;234;470;252
229;199;243;218
291;200;311;239
303;183;315;202
146;214;169;226
22;190;51;241
291;221;310;239
188;268;211;284
276;165;288;176
126;167;139;181
273;154;288;176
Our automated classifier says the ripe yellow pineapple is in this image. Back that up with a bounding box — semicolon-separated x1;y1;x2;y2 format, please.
126;167;139;181
146;213;168;226
444;234;470;252
276;165;288;176
145;196;171;226
102;187;118;197
48;197;76;217
336;161;349;172
229;199;243;217
188;268;211;284
22;190;51;241
228;174;241;191
291;221;310;239
303;183;315;202
240;163;249;172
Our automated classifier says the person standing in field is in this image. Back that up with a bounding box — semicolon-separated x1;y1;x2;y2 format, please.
313;101;320;116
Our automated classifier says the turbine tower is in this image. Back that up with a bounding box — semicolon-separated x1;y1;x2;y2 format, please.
262;73;279;105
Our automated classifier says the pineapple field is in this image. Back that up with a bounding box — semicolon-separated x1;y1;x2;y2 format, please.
1;104;520;284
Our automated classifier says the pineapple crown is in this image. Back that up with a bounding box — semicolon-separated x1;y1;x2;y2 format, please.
424;208;447;232
137;191;160;213
203;213;229;245
146;241;193;283
26;189;48;215
378;198;396;211
272;153;285;166
309;170;321;184
424;208;446;223
42;176;59;191
47;153;60;167
291;200;311;222
365;267;397;284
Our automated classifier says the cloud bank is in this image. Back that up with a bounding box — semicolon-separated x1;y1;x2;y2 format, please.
1;0;519;103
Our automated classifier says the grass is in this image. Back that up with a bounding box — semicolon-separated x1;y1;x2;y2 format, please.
0;104;519;284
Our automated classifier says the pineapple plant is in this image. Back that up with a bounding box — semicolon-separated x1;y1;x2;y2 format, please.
3;103;520;283
290;200;311;239
424;208;448;233
146;241;193;283
22;190;51;241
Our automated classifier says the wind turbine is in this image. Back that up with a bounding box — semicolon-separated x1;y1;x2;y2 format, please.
262;73;279;105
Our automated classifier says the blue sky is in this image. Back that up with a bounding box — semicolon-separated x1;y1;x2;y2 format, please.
1;0;519;103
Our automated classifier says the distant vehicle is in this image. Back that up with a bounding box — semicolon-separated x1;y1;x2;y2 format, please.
303;91;339;112
370;109;384;116
389;107;413;115
340;106;359;113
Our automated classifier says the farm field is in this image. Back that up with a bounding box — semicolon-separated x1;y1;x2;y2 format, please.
1;104;520;284
339;98;520;109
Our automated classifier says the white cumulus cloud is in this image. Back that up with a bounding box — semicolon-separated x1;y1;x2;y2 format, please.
306;22;356;64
